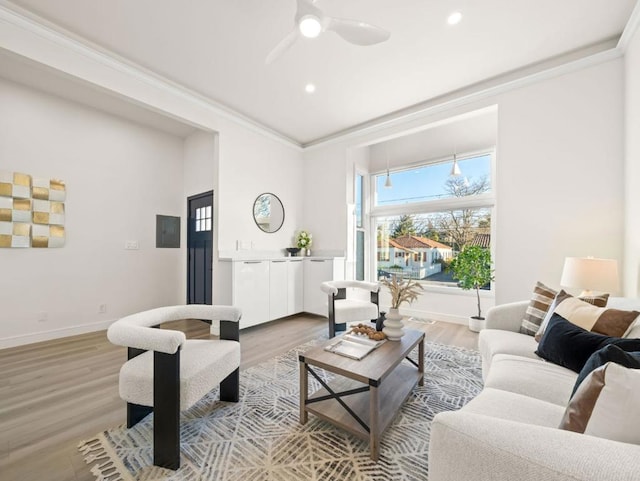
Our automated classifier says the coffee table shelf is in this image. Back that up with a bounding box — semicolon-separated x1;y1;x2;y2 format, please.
299;329;425;461
305;363;422;440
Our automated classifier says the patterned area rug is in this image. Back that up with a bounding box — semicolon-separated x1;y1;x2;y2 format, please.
79;339;482;480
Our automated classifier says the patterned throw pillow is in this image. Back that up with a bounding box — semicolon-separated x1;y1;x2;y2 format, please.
553;296;637;338
534;290;610;341
520;282;557;336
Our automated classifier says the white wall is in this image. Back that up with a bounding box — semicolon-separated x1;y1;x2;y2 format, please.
304;57;625;320
216;117;304;255
0;79;185;347
184;130;216;199
624;24;640;297
497;59;624;302
303;144;349;254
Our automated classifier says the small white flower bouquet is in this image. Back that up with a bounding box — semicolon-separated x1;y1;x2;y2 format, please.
297;230;312;249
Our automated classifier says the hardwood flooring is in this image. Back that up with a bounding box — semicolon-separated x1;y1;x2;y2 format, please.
0;314;477;481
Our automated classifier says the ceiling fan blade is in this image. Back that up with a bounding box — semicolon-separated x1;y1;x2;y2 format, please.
325;17;390;46
265;28;300;64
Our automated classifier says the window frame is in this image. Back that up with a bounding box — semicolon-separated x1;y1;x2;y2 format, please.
354;169;368;281
368;148;496;295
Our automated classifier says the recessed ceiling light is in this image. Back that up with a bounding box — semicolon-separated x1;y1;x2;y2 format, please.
305;83;316;93
447;11;462;25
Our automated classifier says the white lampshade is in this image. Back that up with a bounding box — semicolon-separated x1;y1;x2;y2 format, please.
560;257;619;295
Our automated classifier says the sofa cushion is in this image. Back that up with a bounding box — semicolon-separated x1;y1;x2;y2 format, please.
535;290;610;341
484;354;577;406
463;387;565;428
478;329;540;379
560;361;640;444
520;281;557;336
535;314;640;373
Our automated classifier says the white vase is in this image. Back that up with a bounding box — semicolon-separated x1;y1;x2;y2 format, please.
383;307;404;341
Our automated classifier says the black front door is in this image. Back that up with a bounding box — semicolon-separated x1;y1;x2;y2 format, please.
187;191;213;304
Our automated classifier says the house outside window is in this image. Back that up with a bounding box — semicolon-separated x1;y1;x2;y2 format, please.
371;151;494;289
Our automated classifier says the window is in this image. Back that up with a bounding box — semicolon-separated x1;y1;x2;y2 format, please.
375;154;492;206
372;152;494;288
195;206;212;232
355;173;365;280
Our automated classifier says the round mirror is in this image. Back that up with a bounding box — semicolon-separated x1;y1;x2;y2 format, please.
253;193;285;233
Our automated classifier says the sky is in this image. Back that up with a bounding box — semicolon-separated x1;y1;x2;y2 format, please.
376;154;492;206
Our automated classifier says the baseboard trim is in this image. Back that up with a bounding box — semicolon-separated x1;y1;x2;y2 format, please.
0;319;114;350
398;307;468;326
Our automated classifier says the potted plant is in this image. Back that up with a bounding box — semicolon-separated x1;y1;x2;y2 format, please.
296;230;312;256
379;275;423;340
450;245;494;332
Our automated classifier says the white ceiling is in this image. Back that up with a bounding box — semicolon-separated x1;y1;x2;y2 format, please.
6;0;638;146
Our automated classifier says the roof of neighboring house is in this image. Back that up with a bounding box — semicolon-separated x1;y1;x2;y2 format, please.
392;235;452;250
377;238;416;253
469;233;491;248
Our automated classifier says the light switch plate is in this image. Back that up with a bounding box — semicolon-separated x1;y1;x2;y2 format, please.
125;240;139;250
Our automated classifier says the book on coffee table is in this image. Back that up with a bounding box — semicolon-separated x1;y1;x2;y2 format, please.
343;333;386;347
324;335;386;360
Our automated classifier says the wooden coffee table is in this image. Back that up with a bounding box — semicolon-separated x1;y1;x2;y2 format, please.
299;329;425;461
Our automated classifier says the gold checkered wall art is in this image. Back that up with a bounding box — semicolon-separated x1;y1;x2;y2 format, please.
0;170;66;248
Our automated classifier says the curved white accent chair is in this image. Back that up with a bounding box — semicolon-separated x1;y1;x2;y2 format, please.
320;280;380;337
107;304;242;471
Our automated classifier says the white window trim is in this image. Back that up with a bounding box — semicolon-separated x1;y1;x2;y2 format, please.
355;167;369;281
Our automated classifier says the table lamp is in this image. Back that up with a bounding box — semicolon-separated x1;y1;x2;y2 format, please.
560;257;619;296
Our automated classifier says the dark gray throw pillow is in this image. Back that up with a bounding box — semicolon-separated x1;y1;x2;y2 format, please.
571;344;640;397
535;313;640;373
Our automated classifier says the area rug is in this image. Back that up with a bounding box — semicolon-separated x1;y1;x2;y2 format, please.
79;340;482;481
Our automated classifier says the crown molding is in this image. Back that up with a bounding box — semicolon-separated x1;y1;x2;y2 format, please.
0;1;632;153
303;40;622;150
618;0;640;50
0;2;303;150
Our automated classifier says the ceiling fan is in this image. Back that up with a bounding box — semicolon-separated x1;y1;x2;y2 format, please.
266;0;391;64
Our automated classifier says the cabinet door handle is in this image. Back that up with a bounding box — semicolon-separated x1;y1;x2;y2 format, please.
310;260;325;262
272;260;286;263
290;259;303;262
243;261;262;264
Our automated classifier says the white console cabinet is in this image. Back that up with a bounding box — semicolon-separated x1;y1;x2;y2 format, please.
269;260;288;320
287;258;304;315
232;260;270;329
218;256;343;329
303;258;345;316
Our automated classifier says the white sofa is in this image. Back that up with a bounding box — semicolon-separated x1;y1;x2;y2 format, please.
428;298;640;481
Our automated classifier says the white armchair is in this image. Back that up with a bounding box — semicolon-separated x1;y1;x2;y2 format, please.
107;304;241;470
320;280;380;337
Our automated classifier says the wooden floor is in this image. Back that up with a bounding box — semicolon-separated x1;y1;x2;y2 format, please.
0;314;477;481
